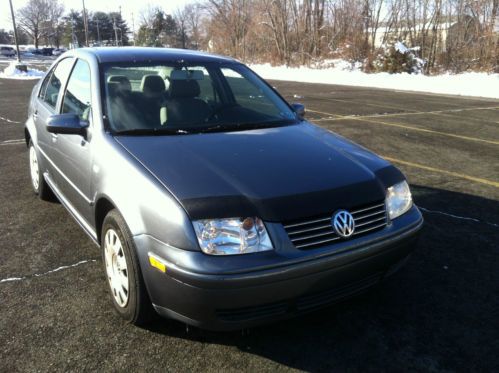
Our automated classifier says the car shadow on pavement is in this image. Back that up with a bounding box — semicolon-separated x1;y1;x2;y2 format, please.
143;185;499;371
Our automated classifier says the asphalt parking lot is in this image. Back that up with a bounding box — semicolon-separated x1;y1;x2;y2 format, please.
0;73;498;371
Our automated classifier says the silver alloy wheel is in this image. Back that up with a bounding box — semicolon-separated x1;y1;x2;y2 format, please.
104;229;129;307
29;145;39;191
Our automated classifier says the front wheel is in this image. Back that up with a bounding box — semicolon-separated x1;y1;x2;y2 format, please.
101;209;155;325
28;140;53;200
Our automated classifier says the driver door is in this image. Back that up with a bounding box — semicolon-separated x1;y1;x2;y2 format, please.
53;59;94;223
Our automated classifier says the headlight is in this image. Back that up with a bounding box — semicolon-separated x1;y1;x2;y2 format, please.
192;217;273;255
386;181;413;220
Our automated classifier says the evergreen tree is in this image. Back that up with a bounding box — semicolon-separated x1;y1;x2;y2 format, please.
61;10;85;47
0;29;10;44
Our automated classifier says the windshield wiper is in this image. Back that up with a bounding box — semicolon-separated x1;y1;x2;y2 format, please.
199;119;297;133
113;128;191;136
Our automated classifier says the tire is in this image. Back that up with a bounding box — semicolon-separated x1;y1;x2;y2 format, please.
28;140;53;201
101;209;155;325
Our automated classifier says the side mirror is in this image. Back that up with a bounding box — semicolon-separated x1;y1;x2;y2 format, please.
291;103;305;120
47;113;89;136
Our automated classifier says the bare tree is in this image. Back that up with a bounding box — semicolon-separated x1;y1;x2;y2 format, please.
204;0;251;59
132;0;497;73
182;4;203;49
46;0;64;47
17;0;49;48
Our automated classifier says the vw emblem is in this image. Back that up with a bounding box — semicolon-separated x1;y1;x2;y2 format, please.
332;210;355;238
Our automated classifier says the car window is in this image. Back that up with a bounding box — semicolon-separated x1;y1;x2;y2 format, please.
42;58;74;109
38;70;54;101
220;67;280;117
102;62;296;134
61;59;91;120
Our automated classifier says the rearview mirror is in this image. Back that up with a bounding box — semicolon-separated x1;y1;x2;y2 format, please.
47;113;89;136
170;69;204;81
291;103;305;120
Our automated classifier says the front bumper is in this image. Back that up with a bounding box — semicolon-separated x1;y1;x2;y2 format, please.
135;206;423;330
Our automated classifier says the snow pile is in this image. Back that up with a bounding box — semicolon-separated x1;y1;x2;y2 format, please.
249;62;499;99
374;41;426;75
0;61;45;80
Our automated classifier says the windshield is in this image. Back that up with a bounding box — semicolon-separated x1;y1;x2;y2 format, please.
102;62;298;135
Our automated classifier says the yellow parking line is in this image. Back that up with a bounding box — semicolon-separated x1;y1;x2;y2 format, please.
382;156;499;188
308;106;499;121
306;109;344;118
308;96;421;113
308;109;499;145
349;117;499;145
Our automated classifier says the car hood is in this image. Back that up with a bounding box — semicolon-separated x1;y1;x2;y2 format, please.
115;122;404;221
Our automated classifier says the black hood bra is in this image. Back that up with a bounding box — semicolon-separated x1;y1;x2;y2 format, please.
116;122;404;221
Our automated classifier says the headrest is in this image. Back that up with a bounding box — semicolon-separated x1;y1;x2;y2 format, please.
108;75;131;92
169;79;201;98
140;75;165;97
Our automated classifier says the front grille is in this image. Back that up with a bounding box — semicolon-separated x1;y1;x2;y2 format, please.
283;201;388;250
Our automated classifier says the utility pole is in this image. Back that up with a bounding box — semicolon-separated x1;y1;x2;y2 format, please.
82;0;89;47
71;19;78;49
131;12;136;46
113;16;119;46
8;0;21;63
96;18;100;44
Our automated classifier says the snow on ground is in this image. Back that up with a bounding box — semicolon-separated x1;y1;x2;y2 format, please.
250;61;499;99
0;61;45;80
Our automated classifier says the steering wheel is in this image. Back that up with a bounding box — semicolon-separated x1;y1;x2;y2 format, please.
204;103;239;122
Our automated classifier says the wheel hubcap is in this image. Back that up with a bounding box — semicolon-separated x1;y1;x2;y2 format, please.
29;146;39;191
104;229;129;307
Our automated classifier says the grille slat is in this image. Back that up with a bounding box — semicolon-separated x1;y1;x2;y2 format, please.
352;222;387;236
351;203;385;215
283;201;388;250
295;236;341;249
283;217;331;229
287;224;332;236
355;215;386;228
354;209;386;221
292;230;338;242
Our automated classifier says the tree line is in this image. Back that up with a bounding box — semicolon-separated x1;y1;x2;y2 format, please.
135;0;498;73
3;0;497;74
1;0;130;49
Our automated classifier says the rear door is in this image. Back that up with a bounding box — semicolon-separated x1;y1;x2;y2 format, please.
34;57;75;182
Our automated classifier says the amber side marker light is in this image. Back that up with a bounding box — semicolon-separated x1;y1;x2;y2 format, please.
148;253;167;273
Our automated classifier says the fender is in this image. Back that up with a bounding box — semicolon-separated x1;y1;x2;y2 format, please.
92;134;199;251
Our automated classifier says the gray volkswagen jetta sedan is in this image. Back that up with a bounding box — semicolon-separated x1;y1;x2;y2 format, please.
25;47;423;330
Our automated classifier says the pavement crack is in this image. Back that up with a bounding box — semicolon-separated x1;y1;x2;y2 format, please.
0;259;98;284
419;206;498;228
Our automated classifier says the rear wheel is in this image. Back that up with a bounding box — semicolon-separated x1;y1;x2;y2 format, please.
101;209;155;325
28;140;53;200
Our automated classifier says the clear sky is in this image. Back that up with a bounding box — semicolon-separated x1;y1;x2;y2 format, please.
1;0;193;32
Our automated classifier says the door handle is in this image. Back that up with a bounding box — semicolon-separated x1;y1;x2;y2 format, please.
33;110;38;120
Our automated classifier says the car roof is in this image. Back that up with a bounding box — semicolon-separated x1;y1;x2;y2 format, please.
72;47;238;64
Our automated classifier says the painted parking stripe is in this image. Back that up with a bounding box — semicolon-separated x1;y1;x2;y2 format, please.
309;106;499;121
1;139;24;146
306;108;345;119
309;109;499;145
382;156;499;188
0;115;21;124
305;96;422;113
